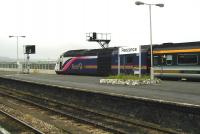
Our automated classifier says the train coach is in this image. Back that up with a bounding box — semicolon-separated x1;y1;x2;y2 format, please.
153;41;200;80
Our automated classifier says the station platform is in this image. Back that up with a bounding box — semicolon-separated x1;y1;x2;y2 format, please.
0;71;200;106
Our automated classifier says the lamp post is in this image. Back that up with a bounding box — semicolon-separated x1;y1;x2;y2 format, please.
135;1;164;81
9;35;26;73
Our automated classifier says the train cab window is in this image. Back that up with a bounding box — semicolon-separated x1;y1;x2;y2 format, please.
126;56;133;64
178;54;198;65
166;55;172;65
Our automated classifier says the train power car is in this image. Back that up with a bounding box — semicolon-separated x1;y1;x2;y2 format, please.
55;47;149;76
153;41;200;80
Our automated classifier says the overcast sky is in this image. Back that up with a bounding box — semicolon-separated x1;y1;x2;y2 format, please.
0;0;200;60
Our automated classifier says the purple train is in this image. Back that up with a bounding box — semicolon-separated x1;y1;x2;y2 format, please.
55;47;149;76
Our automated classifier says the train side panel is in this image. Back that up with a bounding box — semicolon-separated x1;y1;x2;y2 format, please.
67;57;98;75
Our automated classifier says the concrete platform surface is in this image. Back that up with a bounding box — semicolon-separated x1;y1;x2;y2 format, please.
0;71;200;106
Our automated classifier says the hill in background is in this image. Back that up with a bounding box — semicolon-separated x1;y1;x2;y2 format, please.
0;56;56;63
0;56;15;62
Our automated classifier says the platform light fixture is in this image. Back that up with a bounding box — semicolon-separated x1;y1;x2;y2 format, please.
9;35;26;73
135;1;164;81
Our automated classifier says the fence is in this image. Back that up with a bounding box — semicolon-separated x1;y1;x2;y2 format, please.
0;61;56;74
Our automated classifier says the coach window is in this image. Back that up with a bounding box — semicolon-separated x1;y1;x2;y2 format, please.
126;56;133;64
178;54;198;65
166;55;172;65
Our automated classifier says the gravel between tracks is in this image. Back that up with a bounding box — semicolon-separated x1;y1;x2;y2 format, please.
0;104;61;133
0;93;111;134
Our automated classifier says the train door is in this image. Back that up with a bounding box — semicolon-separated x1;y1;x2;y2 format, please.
159;55;166;78
153;55;163;78
97;49;112;76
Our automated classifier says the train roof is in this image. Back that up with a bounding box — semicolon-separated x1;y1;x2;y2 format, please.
153;41;200;50
63;47;118;57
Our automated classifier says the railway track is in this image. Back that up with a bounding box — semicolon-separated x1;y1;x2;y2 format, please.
0;109;44;134
0;86;179;134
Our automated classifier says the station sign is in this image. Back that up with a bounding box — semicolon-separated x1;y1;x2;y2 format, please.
119;46;139;55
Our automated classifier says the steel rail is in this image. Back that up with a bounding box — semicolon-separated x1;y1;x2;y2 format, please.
0;87;179;134
0;109;45;134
